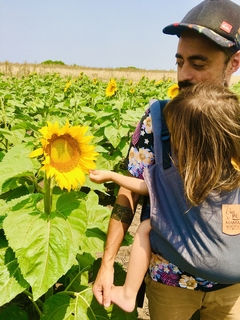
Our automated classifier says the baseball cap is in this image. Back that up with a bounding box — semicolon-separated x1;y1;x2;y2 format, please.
163;0;240;51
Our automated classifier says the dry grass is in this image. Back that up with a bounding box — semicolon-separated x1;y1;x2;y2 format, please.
1;61;240;85
0;61;177;82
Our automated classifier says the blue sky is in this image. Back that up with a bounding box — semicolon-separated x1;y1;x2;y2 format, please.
1;0;240;73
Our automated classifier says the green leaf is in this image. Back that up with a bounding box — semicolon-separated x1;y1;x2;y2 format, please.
0;200;9;227
85;191;110;231
95;111;113;119
0;304;28;320
77;252;95;271
80;107;97;115
1;176;35;195
83;228;107;253
63;252;95;290
104;125;121;148
3;193;87;300
111;304;138;320
95;156;115;171
84;175;107;195
35;87;49;94
80;191;111;254
91;259;138;319
42;289;106;320
0;144;37;192
118;126;129;138
7;129;26;146
3;143;34;161
92;258;127;286
93;145;109;153
0;243;29;306
41;288;138;320
0;128;12;137
0;163;35;193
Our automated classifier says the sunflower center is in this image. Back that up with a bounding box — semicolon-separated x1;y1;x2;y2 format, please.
48;134;80;172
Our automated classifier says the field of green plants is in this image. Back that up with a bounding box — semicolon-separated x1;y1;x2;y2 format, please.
0;71;240;320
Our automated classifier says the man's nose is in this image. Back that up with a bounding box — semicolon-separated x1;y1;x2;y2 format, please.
178;64;194;83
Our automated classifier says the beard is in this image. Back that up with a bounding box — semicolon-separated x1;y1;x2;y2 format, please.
178;80;194;90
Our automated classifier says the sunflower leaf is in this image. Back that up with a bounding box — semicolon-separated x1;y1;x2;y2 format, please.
0;144;37;192
41;289;108;320
6;128;26;146
3;193;88;300
80;191;111;254
0;167;35;193
85;190;110;231
104;124;121;148
0;304;29;320
0;239;29;307
42;287;137;320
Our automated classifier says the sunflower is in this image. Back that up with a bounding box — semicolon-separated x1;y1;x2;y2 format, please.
155;80;163;87
106;78;117;97
30;120;98;191
129;87;135;94
64;80;71;92
167;84;179;98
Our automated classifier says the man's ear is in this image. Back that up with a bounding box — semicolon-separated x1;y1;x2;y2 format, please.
229;51;240;75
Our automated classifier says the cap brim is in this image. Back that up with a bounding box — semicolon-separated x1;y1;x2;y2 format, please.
163;23;236;48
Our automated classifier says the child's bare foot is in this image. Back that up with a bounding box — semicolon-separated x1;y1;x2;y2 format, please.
111;285;136;312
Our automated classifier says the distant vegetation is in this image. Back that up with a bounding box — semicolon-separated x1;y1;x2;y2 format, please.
117;66;140;71
0;61;178;83
41;60;65;65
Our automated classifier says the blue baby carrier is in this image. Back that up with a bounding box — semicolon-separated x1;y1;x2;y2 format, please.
146;99;240;284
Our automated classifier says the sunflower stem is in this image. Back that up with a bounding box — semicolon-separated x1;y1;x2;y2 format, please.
0;97;9;152
44;172;52;215
23;290;43;316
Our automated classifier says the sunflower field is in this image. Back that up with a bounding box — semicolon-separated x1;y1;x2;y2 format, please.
0;71;238;320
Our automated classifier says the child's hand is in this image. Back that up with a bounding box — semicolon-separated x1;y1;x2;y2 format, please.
89;170;112;184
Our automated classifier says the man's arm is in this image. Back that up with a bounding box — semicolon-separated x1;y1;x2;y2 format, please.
92;185;140;307
93;107;152;307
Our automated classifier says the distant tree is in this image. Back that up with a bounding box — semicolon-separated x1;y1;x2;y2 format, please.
41;60;65;65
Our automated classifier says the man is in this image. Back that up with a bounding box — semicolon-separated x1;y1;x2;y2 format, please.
93;0;240;318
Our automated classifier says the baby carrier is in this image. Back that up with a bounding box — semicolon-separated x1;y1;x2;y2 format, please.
144;99;240;284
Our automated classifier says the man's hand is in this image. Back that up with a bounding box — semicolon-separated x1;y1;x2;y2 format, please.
92;186;140;307
92;263;114;308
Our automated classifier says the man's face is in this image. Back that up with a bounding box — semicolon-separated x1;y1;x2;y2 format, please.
176;30;228;89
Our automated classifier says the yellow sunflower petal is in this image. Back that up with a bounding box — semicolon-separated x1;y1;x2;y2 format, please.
168;84;179;99
29;148;44;158
106;78;117;97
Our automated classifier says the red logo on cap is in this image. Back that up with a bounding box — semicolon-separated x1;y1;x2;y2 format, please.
220;21;233;34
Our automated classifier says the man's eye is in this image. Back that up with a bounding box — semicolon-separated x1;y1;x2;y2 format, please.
175;61;183;67
192;63;205;69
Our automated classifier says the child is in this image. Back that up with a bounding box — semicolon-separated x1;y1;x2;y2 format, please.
90;82;240;313
89;169;151;312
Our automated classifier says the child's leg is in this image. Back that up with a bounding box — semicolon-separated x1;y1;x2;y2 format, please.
111;219;152;312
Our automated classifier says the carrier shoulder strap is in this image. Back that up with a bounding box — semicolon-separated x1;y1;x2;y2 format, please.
140;99;170;223
150;99;171;169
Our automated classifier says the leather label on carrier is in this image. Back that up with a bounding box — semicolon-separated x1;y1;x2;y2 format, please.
222;204;240;235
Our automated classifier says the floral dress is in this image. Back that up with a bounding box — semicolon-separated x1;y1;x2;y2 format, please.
127;107;230;292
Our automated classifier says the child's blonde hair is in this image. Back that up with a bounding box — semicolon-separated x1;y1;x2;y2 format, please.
163;82;240;206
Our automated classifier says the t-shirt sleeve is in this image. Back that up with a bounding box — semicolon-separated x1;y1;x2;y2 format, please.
125;107;155;179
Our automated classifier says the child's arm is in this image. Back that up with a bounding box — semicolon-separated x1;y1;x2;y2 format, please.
89;170;148;196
